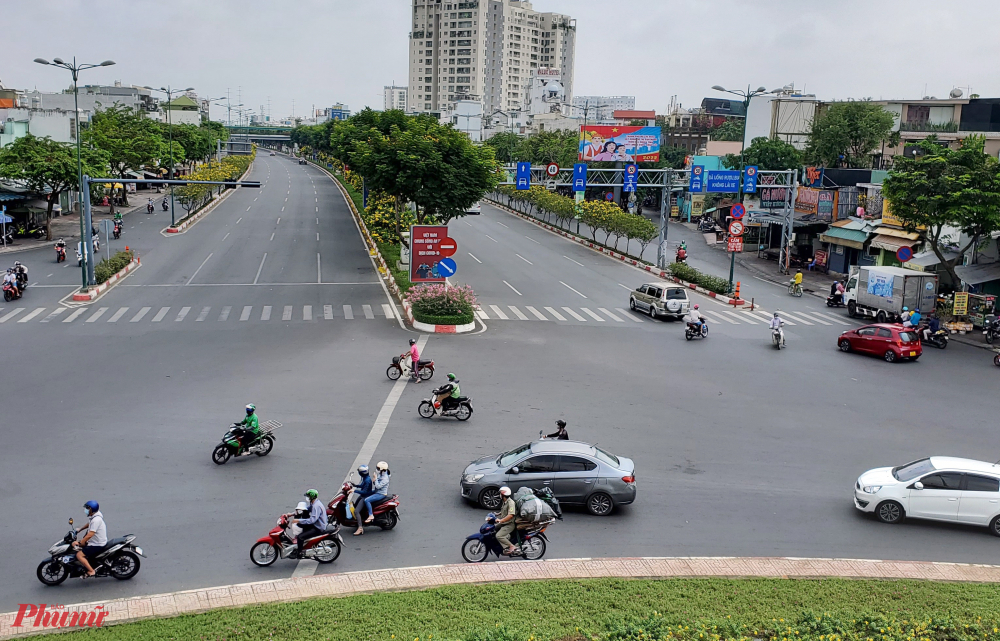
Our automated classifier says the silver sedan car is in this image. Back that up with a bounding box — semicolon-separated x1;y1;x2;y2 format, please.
461;439;636;516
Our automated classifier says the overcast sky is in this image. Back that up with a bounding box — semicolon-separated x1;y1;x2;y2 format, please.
4;0;1000;121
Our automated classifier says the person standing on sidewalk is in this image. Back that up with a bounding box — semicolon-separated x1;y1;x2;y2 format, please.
408;338;421;383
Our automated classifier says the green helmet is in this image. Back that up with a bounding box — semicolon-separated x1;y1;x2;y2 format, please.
447;373;457;381
304;489;318;500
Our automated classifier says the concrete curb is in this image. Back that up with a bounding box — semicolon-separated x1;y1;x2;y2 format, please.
69;257;140;302
162;161;255;235
5;555;1000;637
402;299;476;333
487;199;746;306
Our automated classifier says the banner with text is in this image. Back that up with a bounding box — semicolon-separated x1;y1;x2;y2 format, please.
579;126;661;162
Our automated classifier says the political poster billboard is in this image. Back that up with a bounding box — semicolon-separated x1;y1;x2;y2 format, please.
579;126;660;163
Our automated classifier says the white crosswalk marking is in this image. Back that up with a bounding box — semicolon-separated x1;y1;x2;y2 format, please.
152;307;170;322
721;310;758;324
106;307;129;323
526;306;548;320
219;306;232;321
489;305;509;320
759;311;794;325
41;308;67;323
323;305;333;320
0;308;25;323
282;306;293;321
86;308;108;323
544;306;567;321
580;308;605;322
343;305;353;320
807;310;851;325
303;305;312;321
562;307;587;322
240;306;252;321
196;307;211;322
704;310;738;324
19;308;46;323
362;304;375;319
617;307;644;322
261;306;272;321
381;304;394;319
797;311;831;326
599;308;624;322
63;308;86;323
476;307;489;320
781;311;814;325
130;307;151;322
175;307;191;321
508;305;529;320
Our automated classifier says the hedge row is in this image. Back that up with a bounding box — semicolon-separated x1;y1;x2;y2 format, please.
173;149;256;221
407;283;477;326
669;261;732;295
94;249;134;284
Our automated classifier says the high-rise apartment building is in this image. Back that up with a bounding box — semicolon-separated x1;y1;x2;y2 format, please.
572;95;635;122
384;85;408;111
408;0;575;117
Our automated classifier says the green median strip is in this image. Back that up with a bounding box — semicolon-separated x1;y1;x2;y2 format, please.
58;578;1000;640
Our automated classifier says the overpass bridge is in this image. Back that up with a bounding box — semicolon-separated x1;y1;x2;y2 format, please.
225;125;293;154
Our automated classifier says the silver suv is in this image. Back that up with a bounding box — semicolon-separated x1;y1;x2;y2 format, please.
629;283;690;320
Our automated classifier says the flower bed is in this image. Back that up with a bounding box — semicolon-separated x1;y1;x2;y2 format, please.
406;283;477;326
669;261;732;295
95;249;135;284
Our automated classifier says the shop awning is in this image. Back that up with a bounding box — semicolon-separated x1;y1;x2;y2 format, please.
902;249;959;270
955;263;1000;285
819;226;869;250
870;234;917;252
873;226;921;241
0;192;24;202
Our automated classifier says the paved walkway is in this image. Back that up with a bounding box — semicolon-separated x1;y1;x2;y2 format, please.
4;556;1000;637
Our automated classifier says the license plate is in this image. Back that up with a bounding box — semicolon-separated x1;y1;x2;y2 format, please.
909;351;917;356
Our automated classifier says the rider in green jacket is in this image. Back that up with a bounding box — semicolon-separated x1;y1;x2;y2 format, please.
234;403;260;449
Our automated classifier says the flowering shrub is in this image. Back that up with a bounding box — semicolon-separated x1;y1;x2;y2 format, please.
407;283;477;325
173;148;256;220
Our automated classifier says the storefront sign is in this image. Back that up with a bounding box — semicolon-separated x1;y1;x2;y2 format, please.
953;292;969;316
817;190;838;222
814;249;828;267
691;194;705;217
804;166;824;188
795;187;820;214
759;186;787;210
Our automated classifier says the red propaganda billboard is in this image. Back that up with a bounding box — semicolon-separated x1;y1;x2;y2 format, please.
579;126;661;163
409;225;457;283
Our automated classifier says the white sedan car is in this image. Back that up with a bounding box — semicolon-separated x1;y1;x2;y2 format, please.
855;456;1000;535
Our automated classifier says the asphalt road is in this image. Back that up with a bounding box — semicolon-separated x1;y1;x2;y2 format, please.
3;172;1000;610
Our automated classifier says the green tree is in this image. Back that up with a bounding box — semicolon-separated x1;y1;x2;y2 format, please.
806;100;898;168
709;118;745;142
882;135;1000;286
483;131;520;164
85;105;167;205
0;134;108;240
656;146;689;170
722;136;803;171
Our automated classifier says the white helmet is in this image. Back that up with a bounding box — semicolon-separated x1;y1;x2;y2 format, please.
295;501;308;512
499;486;511;496
376;461;389;472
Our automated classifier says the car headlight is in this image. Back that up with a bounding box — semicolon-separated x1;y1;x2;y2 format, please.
464;473;484;483
862;485;882;494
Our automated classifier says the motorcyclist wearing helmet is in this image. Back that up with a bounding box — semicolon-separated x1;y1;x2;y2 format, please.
685;304;705;331
74;501;107;578
233;404;260;451
292;489;327;556
434;373;460;415
13;261;27;289
769;311;786;347
360;461;391;529
350;465;374;535
495;487;518;555
3;268;19;299
408;338;421;383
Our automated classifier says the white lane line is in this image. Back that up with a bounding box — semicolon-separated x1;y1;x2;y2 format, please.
722;310;759;324
46;274;53;278
563;255;585;267
41;308;67;322
186;253;213;286
281;206;285;212
292;334;429;577
497;221;509;228
316;217;319;223
559;281;588;298
781;311;815;325
343;305;354;320
515;253;533;265
151;307;170;322
219;306;232;321
808;310;851;326
324;305;333;320
463;221;473;227
484;234;498;243
468;252;482;264
617;307;644;322
62;308;86;323
317;253;321;284
508;305;529;320
85;307;108;323
562;307;587;322
502;280;522;296
525;236;540;244
18;308;46;323
599;307;625;322
253;253;267;285
581;307;606;322
222;232;230;241
704;310;739;324
617;283;632;290
316;232;320;241
106;307;129;323
276;217;281;225
236;217;242;224
282;306;293;321
269;233;275;241
382;304;395;319
303;305;312;321
196;306;211;322
247;205;251;211
175;306;191;322
526;306;548;320
261;306;272;321
315;197;318;202
489;304;509;320
362;304;375;319
240;306;252;321
544;306;567;321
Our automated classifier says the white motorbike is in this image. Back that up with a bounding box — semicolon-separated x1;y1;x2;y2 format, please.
772;327;783;349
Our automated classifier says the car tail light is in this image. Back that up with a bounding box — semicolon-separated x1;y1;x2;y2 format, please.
622;475;635;483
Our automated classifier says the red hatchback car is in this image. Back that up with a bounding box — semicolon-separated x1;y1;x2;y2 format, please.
837;323;922;362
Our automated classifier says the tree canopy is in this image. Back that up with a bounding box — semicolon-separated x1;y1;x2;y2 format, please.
722;137;802;171
806;100;898;168
709;118;745;142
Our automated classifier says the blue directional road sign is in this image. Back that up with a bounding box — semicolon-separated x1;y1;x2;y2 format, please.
436;257;457;277
689;165;704;192
572;163;588;192
743;165;758;193
731;203;746;219
706;170;741;193
516;162;531;190
623;163;638;192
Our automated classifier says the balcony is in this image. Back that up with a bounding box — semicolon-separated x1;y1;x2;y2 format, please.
899;121;958;132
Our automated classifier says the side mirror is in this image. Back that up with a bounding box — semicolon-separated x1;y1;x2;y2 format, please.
914;481;924;490
68;518;74;526
510;466;520;475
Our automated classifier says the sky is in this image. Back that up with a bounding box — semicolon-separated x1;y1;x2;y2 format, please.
4;0;1000;122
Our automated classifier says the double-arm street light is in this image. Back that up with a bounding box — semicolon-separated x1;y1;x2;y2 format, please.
144;86;194;226
34;56;115;288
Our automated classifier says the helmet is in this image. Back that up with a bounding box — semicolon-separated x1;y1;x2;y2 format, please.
773;312;780;317
499;486;511;496
902;307;909;312
376;461;389;471
14;261;20;267
447;373;457;381
409;338;416;346
245;403;255;415
693;304;699;310
83;500;99;513
357;464;369;476
304;489;318;500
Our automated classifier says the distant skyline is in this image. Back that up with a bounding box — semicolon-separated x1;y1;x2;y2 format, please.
3;0;1000;122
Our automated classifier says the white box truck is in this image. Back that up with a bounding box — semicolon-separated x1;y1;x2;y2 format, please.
844;265;938;323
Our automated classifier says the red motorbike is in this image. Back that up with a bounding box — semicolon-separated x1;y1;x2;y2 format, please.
2;281;21;302
249;511;344;566
387;353;434;381
326;482;400;531
55;244;66;263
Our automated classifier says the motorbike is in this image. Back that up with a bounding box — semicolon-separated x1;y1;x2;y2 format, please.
55;244;66;263
675;248;687;263
249;510;344;566
211;419;281;465
113;223;122;240
698;217;715;232
921;327;949;349
994;352;1000;367
76;248;83;266
146;203;154;214
326;481;400;530
826;294;846;308
162;200;169;211
418;388;473;421
3;281;22;302
684;321;708;341
387;353;434;381
984;318;1000;344
36;517;145;585
461;513;549;563
92;236;100;253
1;229;13;245
771;327;783;350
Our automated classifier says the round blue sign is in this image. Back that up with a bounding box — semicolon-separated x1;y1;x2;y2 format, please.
896;246;914;262
436;257;457;277
605;192;614;201
731;203;746;219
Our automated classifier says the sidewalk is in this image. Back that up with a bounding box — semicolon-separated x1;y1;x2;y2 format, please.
3;556;998;638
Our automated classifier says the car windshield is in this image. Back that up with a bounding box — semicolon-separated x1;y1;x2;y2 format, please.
497;443;531;467
665;289;686;300
594;446;620;467
898;331;918;342
893;458;936;482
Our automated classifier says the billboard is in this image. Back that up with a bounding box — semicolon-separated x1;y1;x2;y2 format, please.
409;225;457;283
579;126;661;162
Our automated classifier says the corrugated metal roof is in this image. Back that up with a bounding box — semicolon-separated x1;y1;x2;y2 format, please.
870;234;917;251
0;193;25;202
821;226;870;244
955;263;1000;285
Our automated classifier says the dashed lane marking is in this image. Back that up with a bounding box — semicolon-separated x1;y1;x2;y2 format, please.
18;308;46;323
196;307;211;322
41;308;67;323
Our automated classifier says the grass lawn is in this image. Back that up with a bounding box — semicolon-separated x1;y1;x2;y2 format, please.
62;578;1000;641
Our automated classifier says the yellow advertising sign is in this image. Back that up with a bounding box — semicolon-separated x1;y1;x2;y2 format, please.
953;292;969;316
691;194;705;217
880;199;926;231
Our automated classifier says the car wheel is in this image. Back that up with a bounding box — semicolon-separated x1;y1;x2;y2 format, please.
647;305;656;319
586;492;614;516
629;297;636;310
990;515;1000;537
884;350;897;363
875;500;904;524
839;339;851;352
479;487;502;510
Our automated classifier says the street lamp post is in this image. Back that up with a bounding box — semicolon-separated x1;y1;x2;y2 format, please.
145;86;195;227
34;56;115;288
711;84;769;295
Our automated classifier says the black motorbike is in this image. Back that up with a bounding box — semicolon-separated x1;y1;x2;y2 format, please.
984;318;1000;344
685;321;709;340
418;388;473;421
162;200;169;211
460;513;549;563
920;325;949;349
826;294;846;308
212;420;281;465
37;518;145;585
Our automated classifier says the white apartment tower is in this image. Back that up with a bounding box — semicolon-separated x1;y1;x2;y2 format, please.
384;85;408;111
408;0;575;117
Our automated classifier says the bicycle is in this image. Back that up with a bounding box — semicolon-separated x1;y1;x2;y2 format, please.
787;281;803;297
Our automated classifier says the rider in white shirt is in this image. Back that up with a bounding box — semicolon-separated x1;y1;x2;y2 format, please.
769;311;786;346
